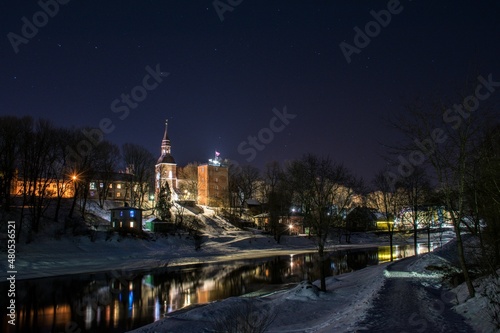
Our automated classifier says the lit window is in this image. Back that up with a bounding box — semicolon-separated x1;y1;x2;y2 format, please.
116;192;121;198
130;221;134;228
117;184;122;189
130;210;135;218
109;184;113;189
120;211;123;217
100;183;103;188
90;182;96;190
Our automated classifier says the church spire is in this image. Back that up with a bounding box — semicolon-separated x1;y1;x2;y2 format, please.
161;119;171;155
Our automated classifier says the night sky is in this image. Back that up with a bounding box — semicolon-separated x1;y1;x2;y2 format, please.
1;0;499;181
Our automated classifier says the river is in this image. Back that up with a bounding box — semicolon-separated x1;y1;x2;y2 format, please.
1;243;437;333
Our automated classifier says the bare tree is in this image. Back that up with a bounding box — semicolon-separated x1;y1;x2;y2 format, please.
397;166;430;256
66;127;96;221
387;90;494;297
263;161;291;242
18;119;58;236
370;168;401;261
472;125;500;272
177;162;199;201
0;116;32;213
230;165;260;216
287;154;358;291
173;201;186;228
50;128;76;222
93;141;121;208
122;143;155;208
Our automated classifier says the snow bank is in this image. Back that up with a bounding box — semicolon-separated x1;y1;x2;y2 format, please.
452;270;500;333
403;244;499;333
127;262;390;333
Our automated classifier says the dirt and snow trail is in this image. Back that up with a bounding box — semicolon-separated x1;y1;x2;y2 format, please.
358;257;474;332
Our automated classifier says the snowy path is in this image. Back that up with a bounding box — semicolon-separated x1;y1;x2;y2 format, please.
357;257;474;332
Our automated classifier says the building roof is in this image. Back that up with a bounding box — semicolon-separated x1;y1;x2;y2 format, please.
93;171;135;181
157;154;176;164
246;198;261;206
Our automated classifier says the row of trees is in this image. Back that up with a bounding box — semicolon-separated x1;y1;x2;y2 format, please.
227;157;436;291
225;102;499;293
387;92;500;298
0;116;157;241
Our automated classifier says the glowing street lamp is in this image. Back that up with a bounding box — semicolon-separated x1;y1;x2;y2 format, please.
149;194;155;214
70;174;78;196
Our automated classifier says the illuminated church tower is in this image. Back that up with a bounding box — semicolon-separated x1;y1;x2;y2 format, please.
155;119;177;200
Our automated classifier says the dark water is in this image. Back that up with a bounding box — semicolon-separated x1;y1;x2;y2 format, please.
1;244;435;333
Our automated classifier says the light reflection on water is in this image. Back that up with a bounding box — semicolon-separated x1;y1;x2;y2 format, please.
0;242;440;333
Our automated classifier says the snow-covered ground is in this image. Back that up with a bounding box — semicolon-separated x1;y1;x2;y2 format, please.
1;203;497;333
0;221;387;281
0;205;391;281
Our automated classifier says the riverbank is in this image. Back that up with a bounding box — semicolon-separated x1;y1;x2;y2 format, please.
0;225;397;281
3;212;492;333
129;259;391;333
128;239;498;333
0;205;453;281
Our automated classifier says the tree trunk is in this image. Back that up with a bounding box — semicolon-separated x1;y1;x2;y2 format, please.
427;226;431;253
4;177;12;211
318;243;327;292
68;192;77;220
17;207;24;243
389;231;394;262
414;223;418;256
454;225;475;297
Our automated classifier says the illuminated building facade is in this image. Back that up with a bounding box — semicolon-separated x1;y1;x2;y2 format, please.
197;159;228;207
110;207;143;230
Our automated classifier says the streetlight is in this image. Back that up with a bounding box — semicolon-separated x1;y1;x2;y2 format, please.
71;174;78;197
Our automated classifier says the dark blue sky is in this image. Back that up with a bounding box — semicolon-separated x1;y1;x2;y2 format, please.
1;0;499;180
